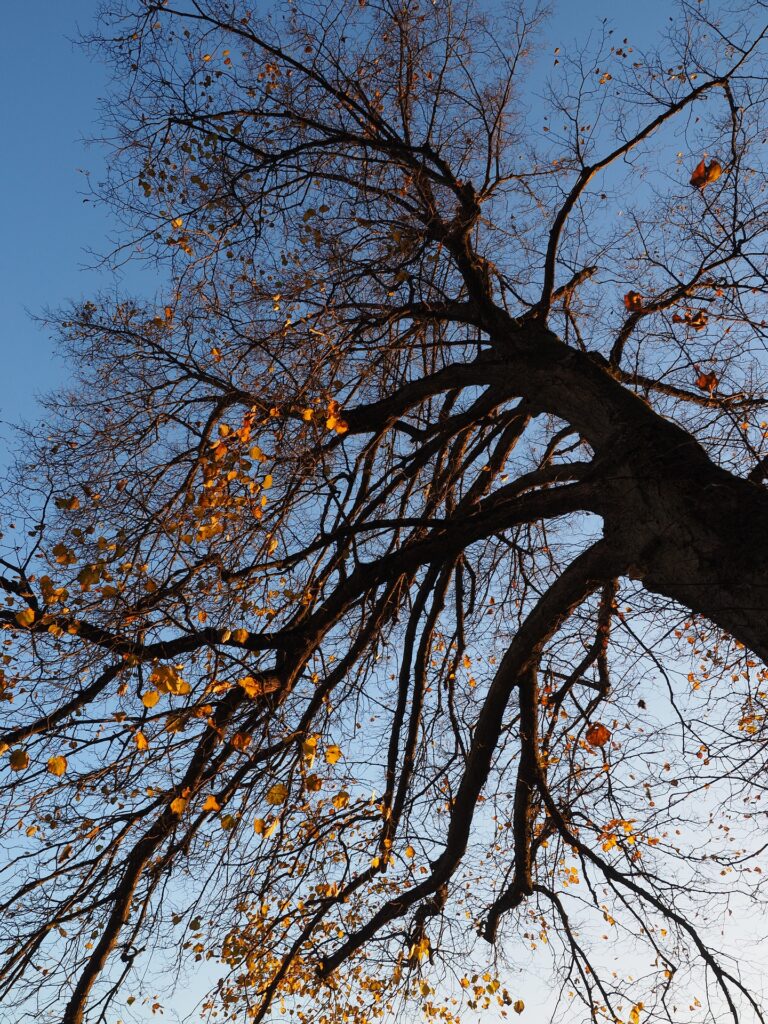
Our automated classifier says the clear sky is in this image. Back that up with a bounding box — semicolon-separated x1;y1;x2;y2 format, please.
0;0;677;440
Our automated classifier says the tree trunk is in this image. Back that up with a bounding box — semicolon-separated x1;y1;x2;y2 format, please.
490;312;768;661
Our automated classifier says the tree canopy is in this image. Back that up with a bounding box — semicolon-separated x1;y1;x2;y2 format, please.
3;1;768;1022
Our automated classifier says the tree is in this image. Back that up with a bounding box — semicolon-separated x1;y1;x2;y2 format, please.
3;0;768;1021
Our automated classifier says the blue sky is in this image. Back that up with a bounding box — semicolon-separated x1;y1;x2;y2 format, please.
0;0;677;439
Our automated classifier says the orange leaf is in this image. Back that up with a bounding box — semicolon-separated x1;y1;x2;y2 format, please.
623;291;643;312
325;744;342;765
47;756;68;777
9;749;29;771
15;608;36;628
232;731;252;752
672;309;708;331
695;370;718;393
690;158;722;189
585;722;611;747
239;675;265;699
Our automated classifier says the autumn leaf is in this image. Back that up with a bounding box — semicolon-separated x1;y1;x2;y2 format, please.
54;496;80;511
629;1003;644;1024
585;722;611;747
220;814;237;830
134;731;149;752
202;794;221;812
239;675;264;698
14;608;36;628
170;796;187;815
231;628;249;644
9;749;29;772
302;735;318;761
325;744;342;765
47;756;67;777
513;1000;525;1015
150;664;191;696
672;309;708;331
690;158;722;189
266;782;288;805
141;690;161;708
405;845;415;858
695;369;718;393
332;790;350;809
623;291;643;312
409;936;430;962
231;731;251;752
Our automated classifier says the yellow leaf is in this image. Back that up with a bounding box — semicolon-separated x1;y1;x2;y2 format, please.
332;790;350;809
302;735;318;761
409;936;430;962
405;845;415;858
232;628;249;644
325;744;342;765
171;216;184;228
263;474;273;489
142;690;161;708
239;675;264;698
150;664;190;695
513;1000;525;1014
253;818;266;834
220;813;237;830
266;783;288;806
134;731;149;752
629;1003;644;1024
15;608;35;628
47;756;67;777
202;794;221;812
306;773;322;792
9;749;29;771
170;796;187;815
